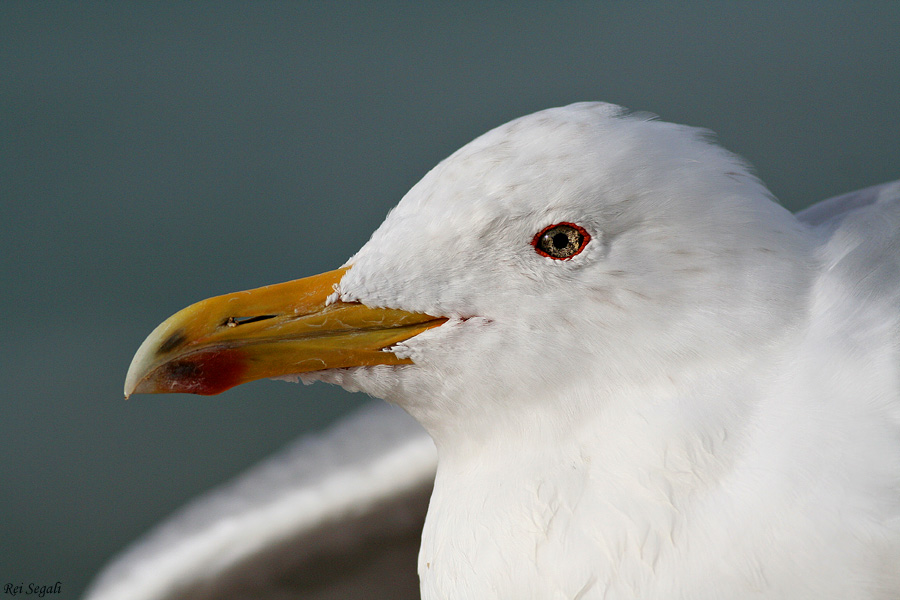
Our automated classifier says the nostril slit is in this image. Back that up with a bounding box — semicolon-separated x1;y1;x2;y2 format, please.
225;315;277;328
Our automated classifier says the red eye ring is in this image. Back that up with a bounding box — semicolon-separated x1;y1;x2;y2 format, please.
532;222;591;260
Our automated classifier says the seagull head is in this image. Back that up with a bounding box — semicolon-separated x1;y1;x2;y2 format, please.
125;102;815;445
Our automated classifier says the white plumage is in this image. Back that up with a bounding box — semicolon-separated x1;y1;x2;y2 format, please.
90;103;900;599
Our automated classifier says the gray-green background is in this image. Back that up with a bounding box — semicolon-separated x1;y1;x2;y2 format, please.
3;2;899;597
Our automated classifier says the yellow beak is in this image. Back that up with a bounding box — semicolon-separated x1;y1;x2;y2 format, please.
124;267;446;397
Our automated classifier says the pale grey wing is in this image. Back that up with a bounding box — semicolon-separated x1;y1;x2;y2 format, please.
82;402;435;600
795;180;900;228
797;179;900;319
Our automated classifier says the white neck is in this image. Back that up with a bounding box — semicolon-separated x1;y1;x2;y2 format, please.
417;373;756;598
415;311;896;599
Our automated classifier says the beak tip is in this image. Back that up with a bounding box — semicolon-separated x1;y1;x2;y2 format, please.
124;354;153;398
123;376;141;399
125;318;172;397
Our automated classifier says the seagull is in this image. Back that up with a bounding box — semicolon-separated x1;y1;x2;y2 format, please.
92;103;900;599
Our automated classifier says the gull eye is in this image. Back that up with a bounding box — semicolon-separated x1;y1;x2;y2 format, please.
532;222;591;259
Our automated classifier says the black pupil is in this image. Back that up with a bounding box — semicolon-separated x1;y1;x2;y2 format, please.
552;232;569;249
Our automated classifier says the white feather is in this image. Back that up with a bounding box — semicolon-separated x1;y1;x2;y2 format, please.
83;403;434;600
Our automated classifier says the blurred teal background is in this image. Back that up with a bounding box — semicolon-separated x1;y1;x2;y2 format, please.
2;2;899;596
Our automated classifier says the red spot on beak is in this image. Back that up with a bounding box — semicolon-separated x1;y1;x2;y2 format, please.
155;348;248;395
